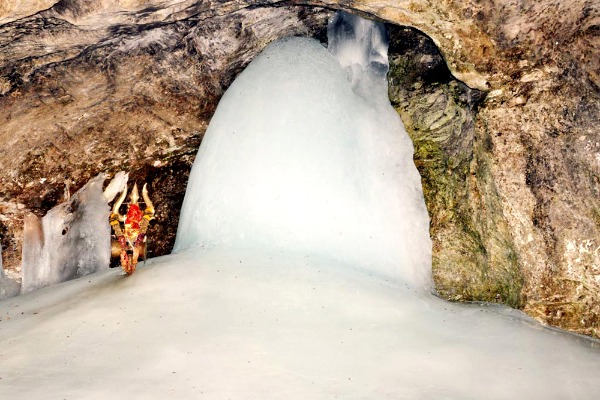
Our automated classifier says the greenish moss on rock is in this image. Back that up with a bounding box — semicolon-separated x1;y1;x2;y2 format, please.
388;26;523;308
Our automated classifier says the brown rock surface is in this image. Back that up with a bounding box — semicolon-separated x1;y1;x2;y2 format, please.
0;0;598;337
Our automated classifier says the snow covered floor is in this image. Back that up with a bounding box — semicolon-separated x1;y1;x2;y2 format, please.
1;249;599;399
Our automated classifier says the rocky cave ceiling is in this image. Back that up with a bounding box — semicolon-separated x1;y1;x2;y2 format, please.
0;0;599;337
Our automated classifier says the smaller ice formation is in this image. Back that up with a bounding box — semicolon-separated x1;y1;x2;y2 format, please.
175;12;431;289
0;244;20;300
327;11;389;100
103;171;129;203
20;173;126;294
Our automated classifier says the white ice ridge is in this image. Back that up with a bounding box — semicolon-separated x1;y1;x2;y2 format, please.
175;19;431;289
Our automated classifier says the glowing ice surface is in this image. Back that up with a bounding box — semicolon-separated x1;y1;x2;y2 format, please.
175;15;431;290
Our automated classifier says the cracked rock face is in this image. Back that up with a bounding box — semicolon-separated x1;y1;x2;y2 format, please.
1;0;599;337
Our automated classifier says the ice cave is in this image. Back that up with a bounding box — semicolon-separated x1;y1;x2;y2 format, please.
1;10;599;400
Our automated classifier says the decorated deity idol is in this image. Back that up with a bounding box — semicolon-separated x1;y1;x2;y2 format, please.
109;183;155;274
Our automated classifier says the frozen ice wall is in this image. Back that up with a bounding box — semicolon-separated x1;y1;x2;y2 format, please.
175;13;431;289
0;274;20;300
21;174;112;294
327;11;390;101
0;244;20;300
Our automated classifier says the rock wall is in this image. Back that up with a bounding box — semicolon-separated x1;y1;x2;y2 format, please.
382;1;599;336
387;26;523;309
0;0;598;337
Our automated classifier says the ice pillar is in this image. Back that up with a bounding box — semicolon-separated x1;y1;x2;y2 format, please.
175;12;431;289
